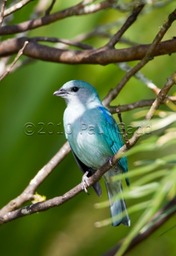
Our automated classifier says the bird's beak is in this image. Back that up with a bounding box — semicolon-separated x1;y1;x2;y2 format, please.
53;88;67;97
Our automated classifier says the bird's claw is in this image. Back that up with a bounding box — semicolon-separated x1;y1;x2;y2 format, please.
81;171;90;194
109;156;114;167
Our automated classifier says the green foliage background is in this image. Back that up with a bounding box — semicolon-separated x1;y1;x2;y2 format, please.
0;1;175;256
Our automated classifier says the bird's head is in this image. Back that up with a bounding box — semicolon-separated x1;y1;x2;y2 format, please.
54;80;101;106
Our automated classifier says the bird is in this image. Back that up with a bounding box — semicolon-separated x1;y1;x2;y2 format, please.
54;80;130;226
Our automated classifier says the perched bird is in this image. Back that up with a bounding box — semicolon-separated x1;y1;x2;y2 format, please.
54;80;130;226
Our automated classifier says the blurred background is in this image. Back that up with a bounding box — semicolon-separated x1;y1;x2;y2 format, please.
0;1;175;255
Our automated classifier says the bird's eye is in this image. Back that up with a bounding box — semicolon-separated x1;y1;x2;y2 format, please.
71;86;79;92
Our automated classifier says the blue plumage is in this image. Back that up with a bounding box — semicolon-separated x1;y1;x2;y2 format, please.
54;80;130;226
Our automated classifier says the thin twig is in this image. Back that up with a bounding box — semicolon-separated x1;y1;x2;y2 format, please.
45;0;56;16
33;36;93;50
109;97;176;113
4;0;33;17
0;0;6;26
106;3;145;48
0;57;9;76
8;58;35;73
118;62;160;94
0;41;29;81
146;72;176;119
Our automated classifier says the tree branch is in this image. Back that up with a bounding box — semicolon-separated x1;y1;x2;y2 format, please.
109;96;176;113
0;0;112;35
0;37;176;64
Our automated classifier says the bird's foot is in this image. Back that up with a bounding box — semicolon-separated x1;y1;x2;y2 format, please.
109;156;114;167
81;171;90;194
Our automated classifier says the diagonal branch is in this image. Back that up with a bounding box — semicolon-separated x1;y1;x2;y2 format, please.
0;40;29;81
0;142;70;217
0;137;135;224
4;0;33;17
0;0;6;26
45;0;56;16
146;72;176;119
0;0;112;35
106;3;145;48
103;8;176;106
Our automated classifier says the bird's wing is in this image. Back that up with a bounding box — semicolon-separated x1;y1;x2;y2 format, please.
98;106;128;175
71;148;102;196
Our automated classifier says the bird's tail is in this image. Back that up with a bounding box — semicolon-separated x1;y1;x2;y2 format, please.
104;169;130;227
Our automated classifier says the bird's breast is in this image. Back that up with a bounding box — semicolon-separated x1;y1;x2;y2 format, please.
64;117;112;169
